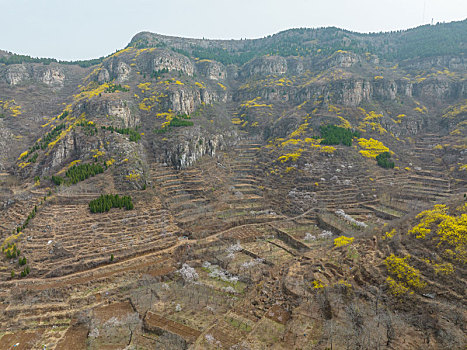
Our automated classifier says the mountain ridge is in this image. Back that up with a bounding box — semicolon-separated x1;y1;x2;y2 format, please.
0;18;465;66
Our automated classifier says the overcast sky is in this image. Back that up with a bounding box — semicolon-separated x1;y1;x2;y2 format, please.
1;0;465;61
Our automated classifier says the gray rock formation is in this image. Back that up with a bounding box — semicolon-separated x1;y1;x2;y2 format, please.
196;60;226;80
157;127;226;169
241;56;287;77
0;63;65;86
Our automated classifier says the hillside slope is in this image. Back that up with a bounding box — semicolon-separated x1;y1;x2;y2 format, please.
0;20;465;349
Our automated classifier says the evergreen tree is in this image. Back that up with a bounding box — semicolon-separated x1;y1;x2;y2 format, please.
89;194;134;213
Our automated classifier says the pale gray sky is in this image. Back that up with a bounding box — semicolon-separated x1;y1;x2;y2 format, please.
1;0;466;61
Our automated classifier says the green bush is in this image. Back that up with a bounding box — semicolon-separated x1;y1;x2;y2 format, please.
52;175;64;186
102;126;141;142
154;114;193;133
4;244;19;259
105;83;130;93
376;152;395;168
152;68;169;79
59;111;69;120
65;163;104;184
20;266;30;277
89;194;134;213
28;153;38;163
40;124;66;149
78;121;98;136
318;125;360;146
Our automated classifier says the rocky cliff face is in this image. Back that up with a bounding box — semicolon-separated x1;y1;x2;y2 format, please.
236;76;466;109
0;64;65;86
241;56;288;77
400;55;467;71
155;127;230;169
0;121;17;171
92;48;196;84
321;50;361;69
196;60;226;80
100;59;131;83
164;88;228;115
82;98;139;128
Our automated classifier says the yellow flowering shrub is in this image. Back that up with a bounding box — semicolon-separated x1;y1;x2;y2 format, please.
0;99;22;117
382;229;396;240
384;254;426;291
337;279;352;288
109;47;134;58
138;100;152;111
313;280;324;289
358;110;387;134
337;116;351;129
437;212;467;253
408;204;448;239
240;97;272;108
73;82;109;102
126;171;141;181
18;162;30;168
414;106;428;114
278;149;303;163
137;82;151;90
442;99;467;119
281;139;302;147
433;262;454;275
328;104;340;113
358;138;391;158
1;231;24;251
386;276;411;296
91;149;105;159
18;150;28;160
319;146;336;154
290;122;308;138
334;236;354;247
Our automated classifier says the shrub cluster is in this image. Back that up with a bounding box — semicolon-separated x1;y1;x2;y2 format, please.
89;194;134;213
19;205;37;231
102;126;141;142
78;121;98;136
39;124;66;149
105;83;130;93
318;125;359;146
65;163;104;184
3;243;20;259
20;266;30;277
154;114;194;134
52;175;64;186
152;68;169;79
376;151;395;168
28;153;38;163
